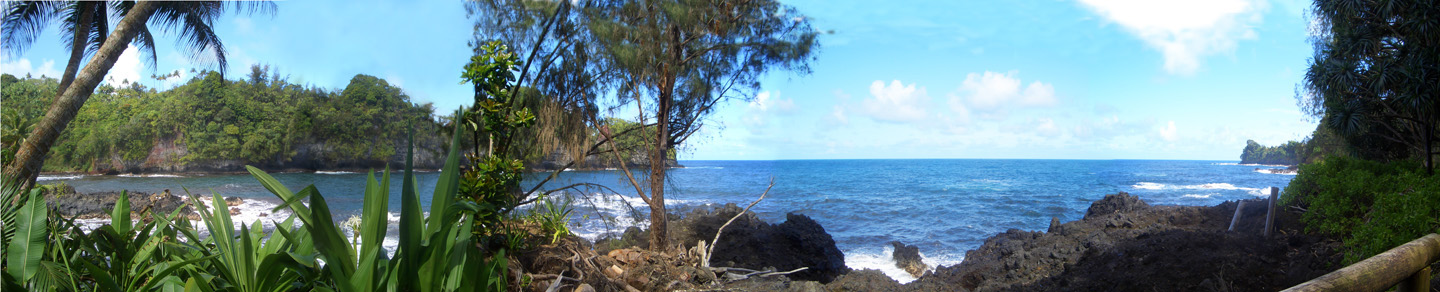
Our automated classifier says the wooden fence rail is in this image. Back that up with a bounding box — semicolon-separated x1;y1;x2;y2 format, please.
1282;233;1440;292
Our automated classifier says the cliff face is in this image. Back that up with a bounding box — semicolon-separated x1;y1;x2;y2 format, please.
89;131;448;174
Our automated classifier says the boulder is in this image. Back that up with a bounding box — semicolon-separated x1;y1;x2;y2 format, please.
890;241;929;278
604;203;850;283
1084;192;1148;219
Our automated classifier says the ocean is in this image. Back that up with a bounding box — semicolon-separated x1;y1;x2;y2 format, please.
41;159;1296;283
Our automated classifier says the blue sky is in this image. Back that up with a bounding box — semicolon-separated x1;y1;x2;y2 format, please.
1;0;1318;161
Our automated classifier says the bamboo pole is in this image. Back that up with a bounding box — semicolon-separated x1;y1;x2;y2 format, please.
1265;187;1278;237
1282;233;1440;292
1229;201;1246;231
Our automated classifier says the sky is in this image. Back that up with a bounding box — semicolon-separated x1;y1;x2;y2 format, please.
1;0;1320;161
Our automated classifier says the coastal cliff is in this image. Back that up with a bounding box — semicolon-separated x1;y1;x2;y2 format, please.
82;131;448;174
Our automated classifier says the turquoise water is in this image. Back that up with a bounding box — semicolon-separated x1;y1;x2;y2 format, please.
44;159;1295;282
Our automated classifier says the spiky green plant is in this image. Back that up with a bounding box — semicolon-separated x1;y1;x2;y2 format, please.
252;122;507;292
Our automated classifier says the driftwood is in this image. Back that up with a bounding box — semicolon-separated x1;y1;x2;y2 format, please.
699;178;775;268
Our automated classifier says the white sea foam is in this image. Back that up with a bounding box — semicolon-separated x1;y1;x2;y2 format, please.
1133;182;1272;196
1212;163;1240;166
1182;194;1216;199
1132;182;1166;190
37;175;83;181
1255;168;1297;175
844;245;963;284
315;171;354;175
1239;163;1291;167
117;174;184;178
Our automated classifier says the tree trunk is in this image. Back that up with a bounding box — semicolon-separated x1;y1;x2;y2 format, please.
3;1;157;189
648;81;671;251
56;2;93;96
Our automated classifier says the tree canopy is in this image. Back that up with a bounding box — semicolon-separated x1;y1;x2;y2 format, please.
0;69;446;173
1300;0;1440;173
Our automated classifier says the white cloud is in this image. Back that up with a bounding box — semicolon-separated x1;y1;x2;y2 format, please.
949;71;1058;115
830;105;849;125
860;80;931;123
1159;120;1178;141
749;91;796;113
104;47;143;85
743;91;797;129
1;57;61;79
1078;0;1264;74
1019;82;1056;107
1036;118;1061;137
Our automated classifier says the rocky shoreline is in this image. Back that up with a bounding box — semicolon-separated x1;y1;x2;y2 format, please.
38;188;1345;291
825;193;1342;291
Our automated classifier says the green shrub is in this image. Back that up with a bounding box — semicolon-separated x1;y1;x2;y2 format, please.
1282;156;1440;264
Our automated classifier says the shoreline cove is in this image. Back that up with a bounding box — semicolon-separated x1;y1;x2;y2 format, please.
39;159;1300;285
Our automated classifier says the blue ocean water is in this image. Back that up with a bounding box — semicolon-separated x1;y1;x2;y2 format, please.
44;159;1295;282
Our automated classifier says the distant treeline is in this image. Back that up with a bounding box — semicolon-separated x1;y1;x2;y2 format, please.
0;67;449;172
1240;140;1302;165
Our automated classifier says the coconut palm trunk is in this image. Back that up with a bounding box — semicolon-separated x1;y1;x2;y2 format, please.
56;2;97;95
4;1;157;190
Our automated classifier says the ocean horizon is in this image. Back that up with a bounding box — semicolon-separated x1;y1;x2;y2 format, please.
42;159;1297;283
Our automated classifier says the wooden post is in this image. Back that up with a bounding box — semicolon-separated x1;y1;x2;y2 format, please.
1283;234;1440;292
1396;266;1431;292
1229;201;1246;231
1265;187;1278;237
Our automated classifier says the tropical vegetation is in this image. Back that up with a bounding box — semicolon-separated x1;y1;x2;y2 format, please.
0;70;447;173
2;1;275;190
1281;0;1440;267
0;36;541;292
1240;140;1303;165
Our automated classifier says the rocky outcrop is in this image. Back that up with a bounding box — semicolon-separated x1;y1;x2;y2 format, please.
597;203;848;283
890;241;929;278
43;186;191;219
826;192;1343;291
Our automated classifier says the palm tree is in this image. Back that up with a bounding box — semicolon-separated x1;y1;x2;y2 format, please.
1;1;273;190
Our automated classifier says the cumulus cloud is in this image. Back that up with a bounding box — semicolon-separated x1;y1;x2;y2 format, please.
1036;118;1061;137
1159;120;1178;141
743;91;797;128
749;91;796;113
104;47;143;85
1078;0;1264;74
1;57;61;79
948;71;1057;117
860;80;931;123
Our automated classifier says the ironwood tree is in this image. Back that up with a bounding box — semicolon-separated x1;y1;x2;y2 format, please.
585;0;819;250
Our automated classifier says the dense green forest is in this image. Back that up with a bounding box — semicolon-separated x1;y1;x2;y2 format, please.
1240;140;1302;165
0;67;449;173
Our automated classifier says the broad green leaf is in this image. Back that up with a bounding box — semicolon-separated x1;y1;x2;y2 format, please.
5;190;47;282
426;118;465;236
248;165;312;218
112;190;132;235
299;186;358;287
398;130;425;290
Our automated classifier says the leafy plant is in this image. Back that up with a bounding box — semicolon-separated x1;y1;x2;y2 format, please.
1283;156;1440;263
252;122;508;292
458;40;535;249
70;191;212;292
530;194;575;244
